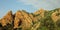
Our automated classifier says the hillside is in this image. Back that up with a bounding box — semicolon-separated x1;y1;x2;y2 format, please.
0;8;60;30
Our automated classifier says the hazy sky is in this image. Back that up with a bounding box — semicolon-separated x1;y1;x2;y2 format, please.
0;0;60;18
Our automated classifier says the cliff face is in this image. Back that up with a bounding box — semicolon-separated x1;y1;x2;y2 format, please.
14;11;33;30
0;11;13;26
0;8;60;30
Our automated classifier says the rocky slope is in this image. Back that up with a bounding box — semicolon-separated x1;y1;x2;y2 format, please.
0;8;60;30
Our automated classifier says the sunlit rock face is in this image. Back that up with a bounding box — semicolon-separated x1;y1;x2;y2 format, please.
34;9;45;18
0;11;13;26
14;11;23;29
51;9;60;22
14;10;33;30
21;11;33;30
51;11;58;22
33;9;45;23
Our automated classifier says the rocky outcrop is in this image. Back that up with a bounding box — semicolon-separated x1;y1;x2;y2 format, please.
51;10;60;22
14;11;23;28
21;11;33;30
34;9;45;18
0;11;13;26
14;10;33;30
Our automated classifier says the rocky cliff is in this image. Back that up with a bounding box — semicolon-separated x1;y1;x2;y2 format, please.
0;8;60;30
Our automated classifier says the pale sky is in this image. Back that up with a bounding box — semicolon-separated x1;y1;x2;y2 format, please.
0;0;60;18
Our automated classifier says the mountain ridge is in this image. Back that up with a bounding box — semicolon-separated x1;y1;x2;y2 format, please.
0;8;60;30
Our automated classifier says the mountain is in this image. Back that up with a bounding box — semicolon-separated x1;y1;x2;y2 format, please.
0;8;60;30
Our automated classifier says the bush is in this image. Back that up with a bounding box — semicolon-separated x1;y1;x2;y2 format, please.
40;16;55;30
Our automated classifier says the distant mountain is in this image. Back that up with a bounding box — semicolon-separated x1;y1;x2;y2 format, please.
0;8;60;30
